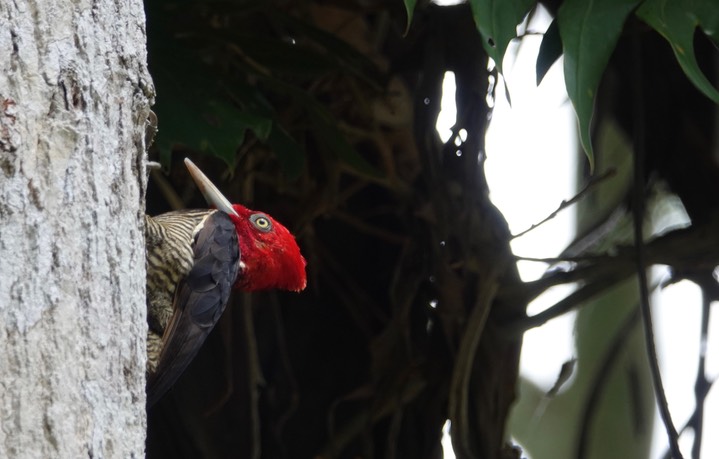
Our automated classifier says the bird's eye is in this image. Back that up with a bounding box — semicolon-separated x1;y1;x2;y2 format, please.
250;213;272;232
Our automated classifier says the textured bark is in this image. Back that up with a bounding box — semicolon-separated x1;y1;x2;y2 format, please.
0;0;152;457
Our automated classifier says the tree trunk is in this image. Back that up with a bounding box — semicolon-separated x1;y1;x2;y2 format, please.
0;0;152;457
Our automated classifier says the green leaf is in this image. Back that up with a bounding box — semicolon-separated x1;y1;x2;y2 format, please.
536;18;562;86
469;0;535;74
154;77;272;165
557;0;642;171
403;0;417;35
636;0;719;104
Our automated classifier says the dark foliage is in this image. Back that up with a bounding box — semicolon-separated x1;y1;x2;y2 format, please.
144;1;523;458
143;1;719;458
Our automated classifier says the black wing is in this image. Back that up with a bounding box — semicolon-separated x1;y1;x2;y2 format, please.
146;210;240;407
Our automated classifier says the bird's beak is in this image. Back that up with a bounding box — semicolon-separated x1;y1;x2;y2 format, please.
184;158;240;217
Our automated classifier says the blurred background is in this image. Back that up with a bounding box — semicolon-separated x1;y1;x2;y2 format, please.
143;1;719;458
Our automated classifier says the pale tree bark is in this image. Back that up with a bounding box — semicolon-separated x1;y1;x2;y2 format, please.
0;0;152;457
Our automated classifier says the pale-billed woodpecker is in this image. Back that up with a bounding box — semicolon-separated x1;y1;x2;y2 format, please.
145;158;306;406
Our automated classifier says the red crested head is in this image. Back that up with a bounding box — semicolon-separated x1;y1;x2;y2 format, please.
227;204;307;292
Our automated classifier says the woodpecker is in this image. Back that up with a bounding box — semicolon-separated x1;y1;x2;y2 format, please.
145;159;306;406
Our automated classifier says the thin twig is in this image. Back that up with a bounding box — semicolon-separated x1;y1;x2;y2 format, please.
511;168;616;239
631;35;683;459
514;253;612;264
660;378;716;459
690;276;713;459
504;263;632;335
503;216;719;334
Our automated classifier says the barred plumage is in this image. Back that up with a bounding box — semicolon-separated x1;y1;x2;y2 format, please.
145;209;212;350
145;209;240;406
